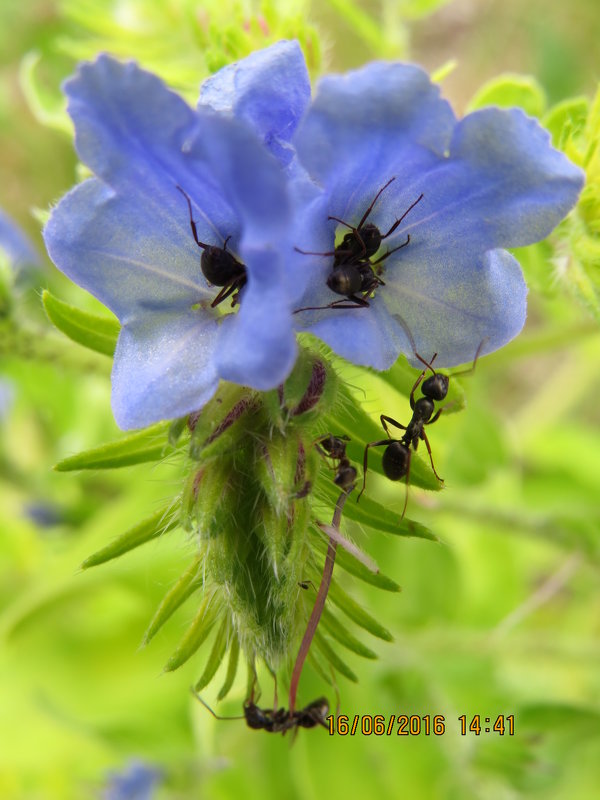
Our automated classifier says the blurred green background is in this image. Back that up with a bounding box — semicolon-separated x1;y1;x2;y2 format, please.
1;1;599;798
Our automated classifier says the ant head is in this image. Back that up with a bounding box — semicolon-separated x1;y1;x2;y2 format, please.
201;246;244;287
421;373;449;402
326;435;349;459
327;265;362;296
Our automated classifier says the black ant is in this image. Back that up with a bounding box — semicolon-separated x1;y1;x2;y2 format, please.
176;185;246;308
314;434;357;492
294;177;424;312
289;434;357;713
192;690;329;734
358;341;486;518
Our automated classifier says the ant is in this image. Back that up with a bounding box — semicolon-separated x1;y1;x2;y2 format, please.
358;341;486;518
288;434;357;714
192;689;329;734
176;185;246;308
294;177;424;312
314;434;357;492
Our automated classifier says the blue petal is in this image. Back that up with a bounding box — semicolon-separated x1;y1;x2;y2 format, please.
65;55;241;251
44;179;211;320
402;107;585;253
294;62;456;190
184;114;298;387
112;309;220;429
216;246;297;388
297;249;527;369
198;40;311;165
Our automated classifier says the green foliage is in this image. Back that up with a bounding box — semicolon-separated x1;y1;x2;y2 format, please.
54;421;172;471
42;290;119;356
468;72;547;117
81;502;181;567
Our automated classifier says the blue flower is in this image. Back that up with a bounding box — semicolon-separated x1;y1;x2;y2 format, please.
44;54;299;429
286;59;585;368
103;759;161;800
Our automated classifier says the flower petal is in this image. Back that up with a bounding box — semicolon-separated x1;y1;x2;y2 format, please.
402;107;585;253
112;309;220;429
198;40;311;165
65;55;241;252
184;113;298;387
215;246;297;388
297;249;527;369
294;62;456;192
43;179;210;320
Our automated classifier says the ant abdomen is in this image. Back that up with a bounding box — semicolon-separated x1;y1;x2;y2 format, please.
334;464;358;491
382;442;410;480
327;266;362;295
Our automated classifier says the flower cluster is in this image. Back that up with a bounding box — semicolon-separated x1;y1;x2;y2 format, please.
44;41;584;430
43;41;585;699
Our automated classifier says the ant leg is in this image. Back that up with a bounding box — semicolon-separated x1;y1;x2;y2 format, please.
381;193;424;240
327;177;397;233
176;185;211;250
190;688;245;720
400;451;412;520
357;439;395;502
380;414;406;438
210;276;245;308
409;353;438;409
327;215;354;230
409;367;429;410
425;408;443;426
355;177;397;230
449;337;489;378
370;235;410;266
293;296;370;314
420;429;444;483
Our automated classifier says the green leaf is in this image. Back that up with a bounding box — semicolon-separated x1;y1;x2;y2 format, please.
143;559;203;646
326;581;393;642
217;636;240;701
310;529;403;590
313;630;358;682
467;73;547;118
81;503;180;569
195;617;229;692
55;422;172;471
320;608;377;659
543;96;589;149
318;480;437;541
164;594;220;672
42;290;119;356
